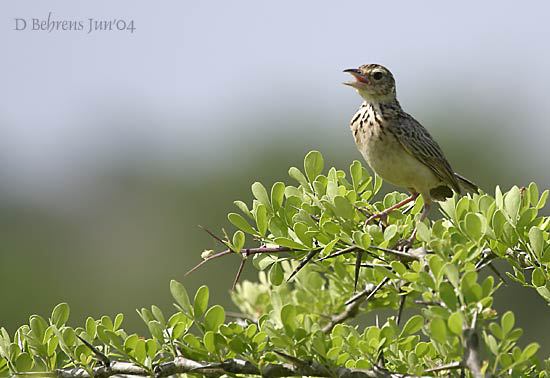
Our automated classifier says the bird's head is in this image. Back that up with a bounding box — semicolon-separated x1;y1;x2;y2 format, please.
344;64;396;102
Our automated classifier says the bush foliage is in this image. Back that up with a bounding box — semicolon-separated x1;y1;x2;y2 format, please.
0;151;549;377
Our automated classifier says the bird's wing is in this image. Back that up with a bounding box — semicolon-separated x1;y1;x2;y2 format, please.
391;114;461;193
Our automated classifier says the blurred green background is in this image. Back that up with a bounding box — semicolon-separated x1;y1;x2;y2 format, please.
1;1;549;354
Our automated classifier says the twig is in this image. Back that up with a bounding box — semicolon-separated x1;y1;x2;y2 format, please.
287;248;323;282
425;361;462;373
198;225;228;248
225;311;258;323
52;356;431;378
185;246;292;276
414;300;443;307
463;310;483;378
345;263;392;269
369;246;420;262
232;255;248;290
322;283;376;333
345;277;390;305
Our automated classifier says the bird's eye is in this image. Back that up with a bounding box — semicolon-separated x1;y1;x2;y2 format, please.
372;71;384;80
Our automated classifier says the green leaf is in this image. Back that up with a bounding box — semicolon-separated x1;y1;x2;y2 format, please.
504;186;521;223
350;160;363;189
439;282;458;311
537;189;549;209
269;262;284;286
271;182;285;209
535;285;550;302
447;312;463;336
204;305;225;332
193;286;209;318
273;237;307;250
384;224;398;241
86;317;97;338
15;353;33;372
464;213;484;241
203;331;216;353
172;322;188;339
170;280;193;315
521;342;539;361
501;311;515;335
101;315;114;330
401;315;424;336
232;230;245;252
444;264;459;288
252;182;271;208
288;167;309;187
255;204;268;237
304;150;324;182
151;305;166;326
491;210;507;238
134;339;146;363
146;339;157;359
430;318;447;344
234;200;253;219
228;213;257;235
114;313;124;330
416;222;431;242
528;182;539;206
532;268;546;287
321;238;339;256
51;303;70;327
280;304;297;332
147;320;164;341
528;227;543;258
334;196;354;219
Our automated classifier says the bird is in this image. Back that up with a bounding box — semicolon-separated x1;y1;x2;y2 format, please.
343;64;478;245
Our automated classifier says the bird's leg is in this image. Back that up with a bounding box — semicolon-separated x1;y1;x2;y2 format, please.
365;193;419;225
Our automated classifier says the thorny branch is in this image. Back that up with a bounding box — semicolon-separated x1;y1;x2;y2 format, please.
53;356;432;378
322;283;376;333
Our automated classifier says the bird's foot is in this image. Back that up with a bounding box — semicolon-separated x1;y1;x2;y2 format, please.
394;237;414;252
394;228;418;252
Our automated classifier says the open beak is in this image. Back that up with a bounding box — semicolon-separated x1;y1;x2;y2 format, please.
343;68;368;88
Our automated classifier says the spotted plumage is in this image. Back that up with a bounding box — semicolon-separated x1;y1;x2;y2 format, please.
344;63;477;237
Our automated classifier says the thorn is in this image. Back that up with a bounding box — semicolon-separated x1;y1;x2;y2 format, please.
396;293;406;325
354;250;363;292
287;249;321;282
184;250;233;276
317;245;358;261
198;225;228;247
76;334;110;367
232;255;248;290
488;262;507;285
345;277;389;305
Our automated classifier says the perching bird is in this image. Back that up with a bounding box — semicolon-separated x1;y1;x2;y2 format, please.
344;64;477;243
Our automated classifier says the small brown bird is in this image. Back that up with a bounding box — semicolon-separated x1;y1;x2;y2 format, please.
344;64;477;243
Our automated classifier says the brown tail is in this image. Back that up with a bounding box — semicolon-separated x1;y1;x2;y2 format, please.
455;173;479;193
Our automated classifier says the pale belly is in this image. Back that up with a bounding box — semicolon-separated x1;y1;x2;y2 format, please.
359;134;441;194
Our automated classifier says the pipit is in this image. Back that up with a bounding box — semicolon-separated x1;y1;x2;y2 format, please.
344;64;477;244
